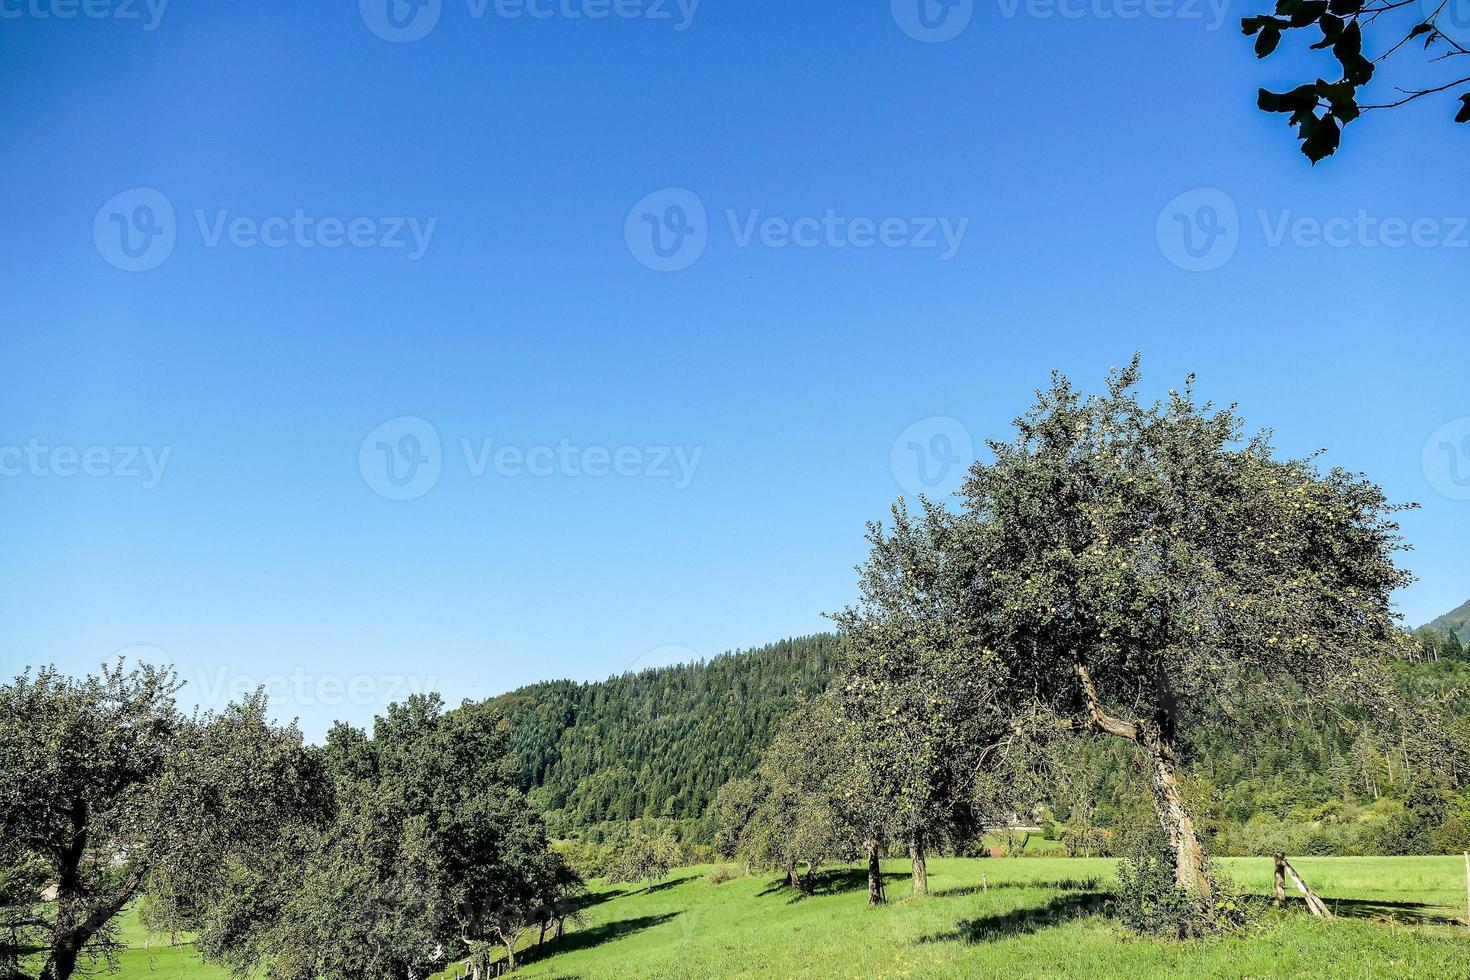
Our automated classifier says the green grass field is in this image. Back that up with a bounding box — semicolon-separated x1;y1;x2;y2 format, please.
104;856;1470;979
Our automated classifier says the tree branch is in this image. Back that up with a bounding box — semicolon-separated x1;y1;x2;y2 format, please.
1361;75;1470;110
1073;657;1139;741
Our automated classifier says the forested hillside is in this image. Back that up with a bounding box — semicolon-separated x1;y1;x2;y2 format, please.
488;619;1470;853
489;635;837;828
1427;600;1470;645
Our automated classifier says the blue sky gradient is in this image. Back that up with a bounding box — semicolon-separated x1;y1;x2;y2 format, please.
3;0;1468;737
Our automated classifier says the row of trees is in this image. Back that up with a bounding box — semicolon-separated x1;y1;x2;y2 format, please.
1;664;577;980
718;359;1458;926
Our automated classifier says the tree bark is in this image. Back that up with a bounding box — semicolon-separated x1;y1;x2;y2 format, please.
1141;726;1212;900
39;800;147;980
909;836;928;897
1074;658;1212;900
866;841;886;906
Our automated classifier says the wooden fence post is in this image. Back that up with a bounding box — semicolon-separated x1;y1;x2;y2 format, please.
1281;857;1332;918
1273;853;1286;908
1463;851;1469;930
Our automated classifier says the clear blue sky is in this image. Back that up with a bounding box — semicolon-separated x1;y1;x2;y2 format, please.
3;1;1468;738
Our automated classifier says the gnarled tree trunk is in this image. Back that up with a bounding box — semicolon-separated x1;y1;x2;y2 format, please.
1075;658;1212;899
1141;726;1211;899
909;835;928;896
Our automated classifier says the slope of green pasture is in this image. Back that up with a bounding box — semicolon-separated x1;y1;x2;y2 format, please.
102;856;1470;979
496;856;1469;979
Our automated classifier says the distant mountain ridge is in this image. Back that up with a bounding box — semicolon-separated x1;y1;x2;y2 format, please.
1426;599;1470;644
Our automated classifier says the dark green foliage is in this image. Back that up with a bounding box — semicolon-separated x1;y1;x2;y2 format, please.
1244;0;1470;161
142;694;578;980
512;622;1469;858
0;663;319;980
1113;839;1249;938
491;636;836;828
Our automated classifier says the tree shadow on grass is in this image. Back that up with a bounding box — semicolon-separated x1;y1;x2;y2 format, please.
919;892;1110;944
523;912;682;966
1303;896;1462;926
932;877;1103;899
574;887;629;912
639;876;689;895
756;868;906;901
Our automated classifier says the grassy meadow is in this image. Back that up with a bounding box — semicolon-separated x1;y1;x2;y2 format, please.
103;856;1470;979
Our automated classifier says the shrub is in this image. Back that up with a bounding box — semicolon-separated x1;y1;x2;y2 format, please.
1112;835;1250;938
706;864;743;885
